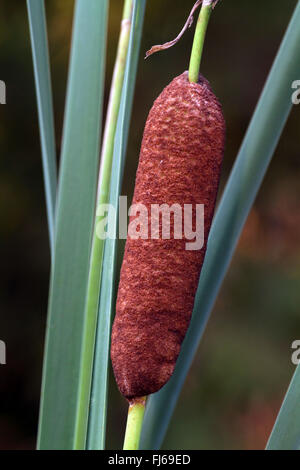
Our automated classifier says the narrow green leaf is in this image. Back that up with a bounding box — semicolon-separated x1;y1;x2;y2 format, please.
37;0;108;450
87;0;147;450
141;0;300;450
26;0;57;255
73;0;134;449
267;366;300;450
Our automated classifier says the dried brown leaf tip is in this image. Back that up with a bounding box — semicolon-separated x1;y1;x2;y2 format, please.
111;72;225;400
145;1;202;59
145;0;221;59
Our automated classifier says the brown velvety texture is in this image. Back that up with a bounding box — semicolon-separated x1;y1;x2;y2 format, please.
111;71;225;399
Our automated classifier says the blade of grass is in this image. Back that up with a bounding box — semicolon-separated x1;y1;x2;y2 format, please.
26;0;57;255
140;0;300;450
37;0;108;449
266;365;300;449
87;0;147;450
73;0;134;449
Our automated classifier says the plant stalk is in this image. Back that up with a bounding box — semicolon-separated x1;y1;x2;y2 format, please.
123;398;146;450
73;0;133;449
188;0;213;83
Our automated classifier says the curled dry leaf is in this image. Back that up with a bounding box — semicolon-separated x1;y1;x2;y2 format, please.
145;0;221;59
145;0;202;59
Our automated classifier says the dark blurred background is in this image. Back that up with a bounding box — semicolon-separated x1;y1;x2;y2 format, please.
0;0;300;450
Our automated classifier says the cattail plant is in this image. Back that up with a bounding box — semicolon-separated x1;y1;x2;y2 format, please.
111;1;225;449
26;0;300;451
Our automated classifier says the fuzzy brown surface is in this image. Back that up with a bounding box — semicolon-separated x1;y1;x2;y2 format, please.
111;71;225;399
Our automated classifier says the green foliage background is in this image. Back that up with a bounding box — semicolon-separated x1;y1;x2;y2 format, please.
0;0;299;449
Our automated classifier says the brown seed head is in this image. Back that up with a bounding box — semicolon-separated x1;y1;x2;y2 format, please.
111;72;225;399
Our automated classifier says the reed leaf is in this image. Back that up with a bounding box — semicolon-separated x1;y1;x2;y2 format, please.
73;0;134;449
140;0;300;450
37;0;108;449
87;0;147;450
26;0;57;255
266;365;300;449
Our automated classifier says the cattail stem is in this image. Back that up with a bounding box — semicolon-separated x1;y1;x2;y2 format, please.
73;0;133;449
123;398;147;450
188;0;213;83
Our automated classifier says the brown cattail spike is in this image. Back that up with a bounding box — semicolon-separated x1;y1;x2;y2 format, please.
111;71;225;400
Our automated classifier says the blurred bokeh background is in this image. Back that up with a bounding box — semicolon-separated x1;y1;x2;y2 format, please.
0;0;300;450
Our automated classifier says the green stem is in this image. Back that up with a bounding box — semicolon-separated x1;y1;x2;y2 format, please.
188;0;213;83
73;0;133;449
123;398;147;450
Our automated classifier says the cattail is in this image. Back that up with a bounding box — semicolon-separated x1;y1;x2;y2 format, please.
111;71;225;400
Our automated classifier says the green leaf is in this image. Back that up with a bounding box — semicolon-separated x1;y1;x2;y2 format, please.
87;0;147;450
73;0;134;449
26;0;57;255
37;0;108;450
140;0;300;450
266;366;300;450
